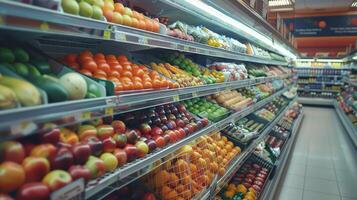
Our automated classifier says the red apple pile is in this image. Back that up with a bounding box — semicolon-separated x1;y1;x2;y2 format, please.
0;103;208;199
232;161;269;194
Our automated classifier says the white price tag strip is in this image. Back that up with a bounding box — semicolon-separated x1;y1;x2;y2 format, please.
138;37;148;44
10;121;37;136
115;32;126;41
51;178;84;200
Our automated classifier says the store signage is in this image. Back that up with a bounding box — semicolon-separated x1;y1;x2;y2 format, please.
284;15;357;37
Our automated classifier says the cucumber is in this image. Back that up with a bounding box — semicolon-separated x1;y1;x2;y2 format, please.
27;75;69;103
27;63;41;77
31;59;51;74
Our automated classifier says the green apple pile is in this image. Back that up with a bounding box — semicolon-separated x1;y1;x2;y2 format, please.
183;98;229;122
61;0;104;20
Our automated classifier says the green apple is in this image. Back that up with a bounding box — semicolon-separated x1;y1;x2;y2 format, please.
112;12;123;24
93;0;104;7
92;5;103;20
83;0;95;4
79;1;93;17
62;0;79;15
42;170;72;192
84;156;106;178
100;153;118;172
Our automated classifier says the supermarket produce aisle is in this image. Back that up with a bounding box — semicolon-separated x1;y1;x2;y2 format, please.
275;107;357;200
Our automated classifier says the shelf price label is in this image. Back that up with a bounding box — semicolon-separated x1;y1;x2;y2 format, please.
10;121;37;136
173;95;180;102
40;22;49;31
75;112;91;121
192;92;198;97
50;178;84;200
138;37;148;44
115;32;126;42
183;46;189;52
0;15;4;25
105;107;114;115
103;30;111;40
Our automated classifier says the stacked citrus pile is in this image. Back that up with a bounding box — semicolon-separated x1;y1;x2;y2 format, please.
63;50;178;92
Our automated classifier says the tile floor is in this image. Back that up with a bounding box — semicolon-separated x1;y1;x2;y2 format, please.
275;107;357;200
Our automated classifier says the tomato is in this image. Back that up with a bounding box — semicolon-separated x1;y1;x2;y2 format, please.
134;69;145;77
108;70;120;78
123;64;132;71
108;76;120;83
65;53;77;63
122;70;133;77
93;74;107;80
82;60;97;71
79;55;93;64
98;62;111;73
117;55;128;63
80;50;93;58
67;62;80;70
105;54;117;62
94;69;107;77
132;76;142;83
110;64;123;72
133;81;143;90
152;79;161;88
143;81;152;89
80;69;93;77
94;53;105;61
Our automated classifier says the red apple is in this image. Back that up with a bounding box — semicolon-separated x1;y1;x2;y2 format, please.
135;141;149;158
139;123;151;136
153;135;165;148
42;170;72;192
112;133;127;148
23;142;35;156
177;104;186;112
16;182;50;200
22;156;50;183
0;141;25;164
39;129;60;145
175;119;185;128
201;118;209;127
183;127;190;135
78;125;97;141
102;137;116;153
0;193;14;200
125;129;138;144
83;136;103;156
68;165;92;182
134;128;142;138
0;162;25;193
71;143;91;165
151;126;163;136
97;125;114;140
49;147;74;170
113;148;127;167
177;128;186;138
124;144;138;162
168;132;178;143
84;156;106;178
112;120;126;134
185;124;194;134
163;134;170;145
145;139;157;152
30;144;57;159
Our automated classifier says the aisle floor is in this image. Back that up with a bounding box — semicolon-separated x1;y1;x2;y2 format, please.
275;107;357;200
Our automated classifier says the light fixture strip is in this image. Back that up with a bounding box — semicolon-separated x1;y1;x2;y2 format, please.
269;0;292;7
352;1;357;7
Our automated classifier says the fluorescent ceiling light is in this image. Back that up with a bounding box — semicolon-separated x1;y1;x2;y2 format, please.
352;56;357;60
179;0;297;59
269;0;292;7
297;59;343;62
352;1;357;7
270;7;294;12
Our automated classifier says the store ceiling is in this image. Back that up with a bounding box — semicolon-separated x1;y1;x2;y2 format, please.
295;0;355;10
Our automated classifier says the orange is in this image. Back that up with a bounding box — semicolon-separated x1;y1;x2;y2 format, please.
120;77;131;83
103;9;114;22
149;71;159;78
115;82;123;91
117;55;128;63
65;53;77;63
94;53;105;61
161;79;169;88
98;62;111;73
80;50;93;57
152;79;161;88
137;12;144;20
110;63;123;72
122;81;133;90
122;70;132;77
138;20;146;30
133;81;143;90
108;76;119;83
134;69;145;77
123;64;132;71
145;19;153;32
94;69;107;77
108;70;120;78
132;76;142;82
82;60;98;71
80;69;93;76
143;81;152;89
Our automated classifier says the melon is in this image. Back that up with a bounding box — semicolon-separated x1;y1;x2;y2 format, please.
59;73;87;100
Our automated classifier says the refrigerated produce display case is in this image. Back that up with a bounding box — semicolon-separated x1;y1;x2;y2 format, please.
0;1;356;200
